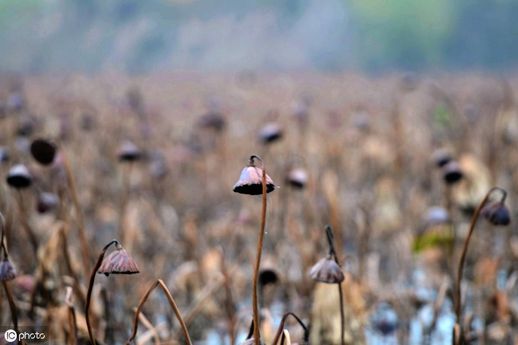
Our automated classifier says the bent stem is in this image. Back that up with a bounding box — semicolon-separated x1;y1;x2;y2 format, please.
271;312;309;345
252;158;268;345
2;281;19;335
126;279;193;345
326;225;345;345
453;187;506;344
85;240;119;345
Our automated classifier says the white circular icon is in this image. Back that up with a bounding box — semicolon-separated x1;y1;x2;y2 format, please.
4;329;17;342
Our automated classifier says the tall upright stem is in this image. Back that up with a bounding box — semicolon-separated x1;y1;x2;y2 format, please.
326;225;345;345
252;167;267;345
85;240;118;345
62;151;91;272
454;187;506;343
126;279;193;345
16;190;38;257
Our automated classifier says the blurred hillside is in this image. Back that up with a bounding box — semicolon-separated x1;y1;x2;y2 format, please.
0;0;517;73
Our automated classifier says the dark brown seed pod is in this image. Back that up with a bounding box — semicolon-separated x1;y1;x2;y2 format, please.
6;164;32;189
0;259;16;282
30;138;57;166
118;141;142;162
258;267;279;286
309;257;344;284
258;122;283;144
481;202;511;226
286;167;308;189
198;112;226;132
16;117;34;137
432;148;453;168
233;157;276;195
371;302;399;336
36;192;59;214
442;160;463;184
98;244;139;276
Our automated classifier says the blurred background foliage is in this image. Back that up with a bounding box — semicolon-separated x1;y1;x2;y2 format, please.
0;0;516;73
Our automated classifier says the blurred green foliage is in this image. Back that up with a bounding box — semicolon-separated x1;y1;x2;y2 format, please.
0;0;516;72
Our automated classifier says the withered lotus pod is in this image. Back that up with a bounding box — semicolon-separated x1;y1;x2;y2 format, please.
442;160;463;184
233;156;276;195
432;148;452;168
258;267;279;286
481;201;511;226
258;122;283;144
0;259;16;282
118;141;142;162
286;168;308;189
371;302;399;336
98;244;139;276
6;164;32;189
30;138;57;166
198;112;226;132
36;192;59;214
309;257;344;284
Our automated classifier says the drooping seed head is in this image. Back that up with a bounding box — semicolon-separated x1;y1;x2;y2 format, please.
258;267;280;287
118;140;142;162
6;164;32;189
30;138;57;166
233;157;276;195
98;244;139;276
481;201;511;226
286;168;308;189
309;257;344;284
258;122;283;144
0;259;16;282
371;302;399;336
432;149;453;168
198;112;226;132
442;160;463;184
16;117;34;137
36;192;59;214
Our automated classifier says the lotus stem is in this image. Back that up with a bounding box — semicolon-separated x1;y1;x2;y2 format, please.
454;187;506;344
85;240;119;345
126;279;193;345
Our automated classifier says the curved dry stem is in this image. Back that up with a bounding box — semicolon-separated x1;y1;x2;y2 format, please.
2;281;19;335
85;240;119;345
251;167;267;345
271;312;308;345
126;279;193;345
454;187;506;343
248;155;264;168
326;225;345;345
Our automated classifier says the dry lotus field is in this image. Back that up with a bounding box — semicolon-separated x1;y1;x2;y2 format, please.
0;72;517;345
